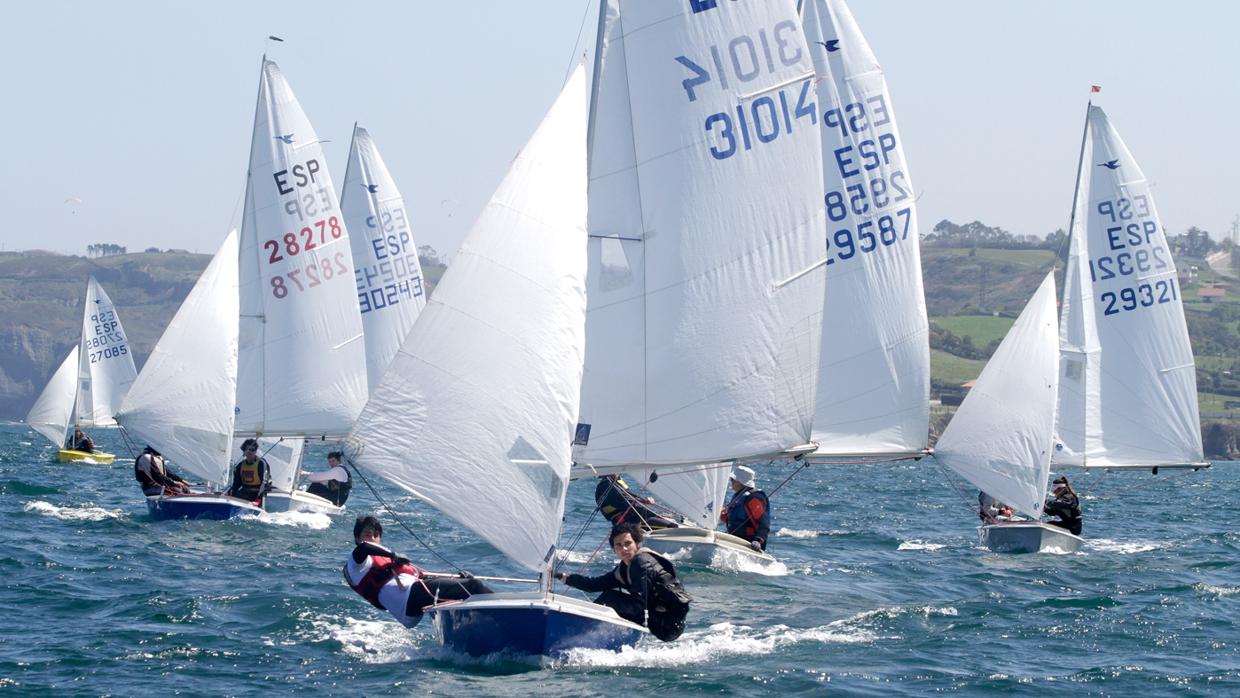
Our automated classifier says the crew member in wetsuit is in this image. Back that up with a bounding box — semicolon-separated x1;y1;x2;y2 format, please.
303;451;352;506
134;445;191;496
978;491;1014;524
594;475;678;529
1043;476;1083;536
721;465;770;552
343;515;492;628
556;522;690;642
226;438;271;503
67;429;95;453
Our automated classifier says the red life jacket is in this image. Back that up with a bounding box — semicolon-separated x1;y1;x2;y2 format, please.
343;554;421;610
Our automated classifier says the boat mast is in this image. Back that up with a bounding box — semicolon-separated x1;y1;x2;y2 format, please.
1061;97;1092;468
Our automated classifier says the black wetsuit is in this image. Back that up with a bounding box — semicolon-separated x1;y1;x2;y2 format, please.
1044;492;1082;536
594;478;678;529
563;549;690;641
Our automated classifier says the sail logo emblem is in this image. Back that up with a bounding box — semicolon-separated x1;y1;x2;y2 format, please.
688;0;739;13
362;183;379;194
274;134;295;144
816;39;841;52
1098;159;1120;170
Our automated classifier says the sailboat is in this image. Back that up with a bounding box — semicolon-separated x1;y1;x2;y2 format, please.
572;0;828;566
934;273;1082;554
340;124;427;393
115;232;257;519
1054;104;1206;472
26;277;139;464
345;66;646;659
233;57;369;515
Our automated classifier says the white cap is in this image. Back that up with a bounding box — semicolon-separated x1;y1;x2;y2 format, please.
730;465;756;488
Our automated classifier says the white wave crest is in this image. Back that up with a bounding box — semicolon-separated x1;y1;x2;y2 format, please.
775;528;820;539
23;500;125;522
898;540;946;552
305;614;419;663
1194;583;1240;598
709;547;789;576
1088;538;1163;554
562;620;875;668
556;550;594;565
256;510;333;529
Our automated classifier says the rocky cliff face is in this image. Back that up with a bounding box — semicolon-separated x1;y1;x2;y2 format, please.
0;251;208;420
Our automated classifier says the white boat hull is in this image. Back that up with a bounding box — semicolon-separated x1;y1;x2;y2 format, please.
428;591;646;659
641;526;775;565
263;489;344;515
979;521;1083;554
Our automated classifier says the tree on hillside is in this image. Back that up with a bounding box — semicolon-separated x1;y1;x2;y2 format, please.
87;243;127;258
1170;226;1215;258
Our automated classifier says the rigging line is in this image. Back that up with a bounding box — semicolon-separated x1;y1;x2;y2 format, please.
935;460;985;518
562;0;596;86
342;457;463;574
766;460;810;499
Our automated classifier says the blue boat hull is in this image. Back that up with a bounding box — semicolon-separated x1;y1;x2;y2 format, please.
146;494;263;521
430;592;646;658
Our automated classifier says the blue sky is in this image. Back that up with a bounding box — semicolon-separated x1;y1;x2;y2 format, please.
3;1;1237;258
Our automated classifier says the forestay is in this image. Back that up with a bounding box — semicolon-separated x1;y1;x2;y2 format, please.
936;272;1059;519
577;0;826;468
116;232;240;485
26;347;80;448
341;125;427;392
76;277;138;427
235;58;367;436
801;0;929;457
346;68;588;572
1055;106;1203;468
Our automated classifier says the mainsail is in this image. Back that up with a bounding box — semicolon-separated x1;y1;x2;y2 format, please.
801;0;929;457
576;0;826;469
76;277;138;427
1054;105;1203;469
935;273;1059;519
341;125;427;392
26;347;80;448
346;67;588;572
116;232;240;485
235;58;367;437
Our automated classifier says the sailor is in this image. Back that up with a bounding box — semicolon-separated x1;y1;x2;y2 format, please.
344;515;492;628
555;522;690;642
67;429;95;453
720;465;770;551
978;491;1013;524
1043;476;1083;536
303;451;352;506
594;475;678;529
226;438;271;503
134;445;190;496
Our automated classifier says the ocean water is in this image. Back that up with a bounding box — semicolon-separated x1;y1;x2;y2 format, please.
1;424;1237;696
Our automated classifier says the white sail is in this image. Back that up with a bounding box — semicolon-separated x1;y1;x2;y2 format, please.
576;0;826;468
26;347;80;448
630;464;731;530
1055;106;1203;468
341;125;427;392
802;0;929;456
346;68;588;572
76;277;138;427
116;232;240;485
235;58;367;436
935;272;1059;519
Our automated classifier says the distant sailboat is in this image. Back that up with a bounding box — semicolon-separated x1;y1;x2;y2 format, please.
340;124;427;393
345;66;646;658
1054;105;1205;471
232;58;369;515
26;277;138;464
115;232;257;519
574;0;826;565
800;0;930;460
934;273;1082;553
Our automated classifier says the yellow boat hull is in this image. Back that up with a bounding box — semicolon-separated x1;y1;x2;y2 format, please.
57;449;115;464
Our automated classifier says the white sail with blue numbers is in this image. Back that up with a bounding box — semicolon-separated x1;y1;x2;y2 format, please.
235;58;367;437
76;277;138;428
341;125;427;393
800;0;930;458
346;67;588;573
1054;105;1203;469
575;0;827;469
